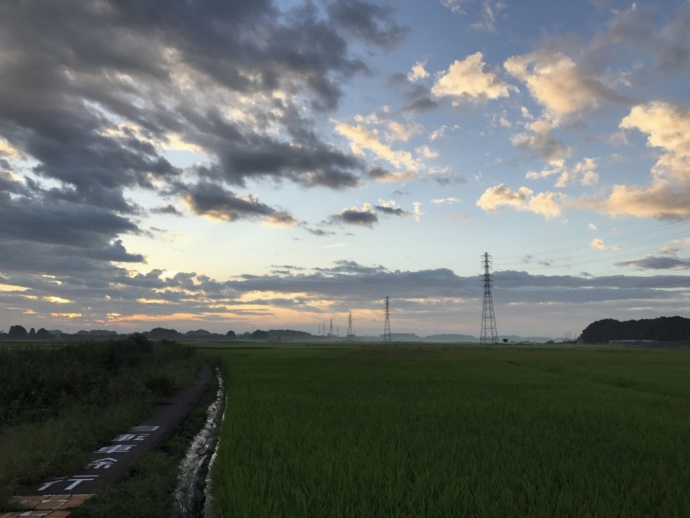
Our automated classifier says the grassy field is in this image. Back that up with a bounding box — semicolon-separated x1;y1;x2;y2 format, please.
207;343;690;517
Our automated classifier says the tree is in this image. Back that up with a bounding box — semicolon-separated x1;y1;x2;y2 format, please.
225;330;236;338
8;325;27;339
36;328;52;340
250;329;269;340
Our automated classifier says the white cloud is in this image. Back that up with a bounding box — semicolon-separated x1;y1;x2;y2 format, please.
620;101;690;182
588;223;597;231
429;124;459;141
415;145;439;159
0;137;22;159
386;120;422;143
440;0;464;14
408;60;430;81
504;51;618;121
432;52;516;103
590;238;606;250
413;201;423;222
525;157;600;188
520;106;534;120
572;101;690;220
431;197;461;204
334;122;419;171
476;184;564;218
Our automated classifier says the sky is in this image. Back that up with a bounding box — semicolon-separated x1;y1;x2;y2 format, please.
1;0;690;339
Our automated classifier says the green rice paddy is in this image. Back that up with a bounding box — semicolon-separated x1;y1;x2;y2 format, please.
208;344;690;517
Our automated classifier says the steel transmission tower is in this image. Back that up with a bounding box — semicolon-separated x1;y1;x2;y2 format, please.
383;296;392;343
480;252;498;344
346;311;354;341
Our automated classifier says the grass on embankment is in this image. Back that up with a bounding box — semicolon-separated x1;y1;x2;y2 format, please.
0;335;202;507
69;361;219;518
209;344;690;517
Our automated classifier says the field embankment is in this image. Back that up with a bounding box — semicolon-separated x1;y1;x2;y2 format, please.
0;335;201;507
208;343;690;517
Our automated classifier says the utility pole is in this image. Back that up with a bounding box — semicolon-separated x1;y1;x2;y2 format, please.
480;252;498;344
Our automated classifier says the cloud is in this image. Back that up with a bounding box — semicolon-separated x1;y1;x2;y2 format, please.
428;124;458;141
0;0;406;218
431;197;461;204
619;101;690;181
152;204;184;216
476;184;563;218
367;166;417;183
439;0;506;32
590;238;606;250
327;0;409;51
441;0;465;14
526;157;599;187
593;3;690;76
572;101;690;220
504;51;623;121
511;119;572;163
386;120;423;142
432;52;516;103
181;182;296;226
470;0;506;32
408;61;430;81
615;256;690;270
331;203;379;227
415;145;438;159
334;122;419;170
374;205;409;216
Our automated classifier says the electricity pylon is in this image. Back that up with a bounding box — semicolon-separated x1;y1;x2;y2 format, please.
346;311;354;341
383;296;392;343
480;252;498;344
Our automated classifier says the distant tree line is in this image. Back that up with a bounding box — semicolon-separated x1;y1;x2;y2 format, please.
0;325;316;342
579;316;690;344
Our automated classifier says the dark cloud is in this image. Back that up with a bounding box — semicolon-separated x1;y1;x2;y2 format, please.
367;166;390;180
432;174;466;186
387;73;439;113
374;205;408;216
584;4;690;77
0;0;405;281
181;182;296;225
152;204;183;216
0;241;141;276
404;97;439;113
316;260;387;275
328;0;409;50
331;207;378;227
300;223;337;237
511;130;571;163
0;197;139;249
615;255;690;270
